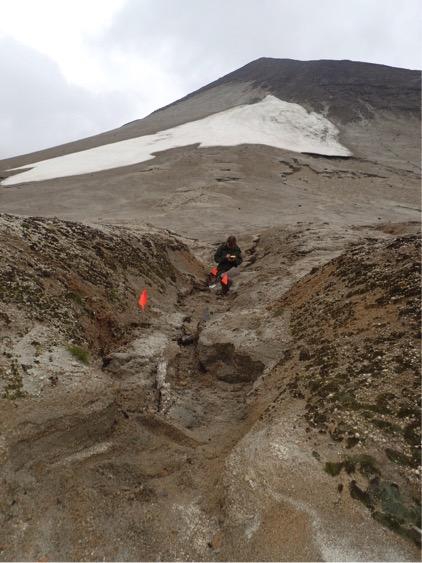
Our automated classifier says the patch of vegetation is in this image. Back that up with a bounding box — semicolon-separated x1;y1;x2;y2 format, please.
2;359;27;399
351;479;421;546
326;452;420;545
324;454;380;478
271;235;421;546
272;304;285;317
372;511;420;545
385;448;414;468
67;291;84;304
324;461;343;476
67;345;89;364
372;418;402;435
350;453;380;477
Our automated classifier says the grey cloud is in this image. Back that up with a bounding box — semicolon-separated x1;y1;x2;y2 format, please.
101;0;421;86
0;37;136;159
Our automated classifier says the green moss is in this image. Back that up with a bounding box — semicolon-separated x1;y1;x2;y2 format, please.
67;345;89;364
324;454;379;478
372;418;401;435
372;512;420;545
312;451;321;462
343;458;356;474
348;476;421;546
350;480;372;507
324;461;343;476
385;448;414;467
350;453;380;477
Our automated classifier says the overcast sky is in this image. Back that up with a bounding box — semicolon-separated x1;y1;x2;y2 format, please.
0;0;420;160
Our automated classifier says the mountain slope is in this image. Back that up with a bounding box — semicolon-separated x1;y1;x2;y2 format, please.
0;60;420;237
0;58;420;561
1;58;419;168
160;57;421;119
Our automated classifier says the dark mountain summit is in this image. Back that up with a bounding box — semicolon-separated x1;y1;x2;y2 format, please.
158;57;421;122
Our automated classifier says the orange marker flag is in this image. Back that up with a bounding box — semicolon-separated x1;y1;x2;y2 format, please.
221;273;228;285
138;290;148;311
211;267;218;276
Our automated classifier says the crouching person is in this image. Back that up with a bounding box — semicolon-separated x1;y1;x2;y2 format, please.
213;235;243;296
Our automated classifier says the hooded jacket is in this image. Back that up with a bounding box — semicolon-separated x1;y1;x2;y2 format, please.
214;243;243;274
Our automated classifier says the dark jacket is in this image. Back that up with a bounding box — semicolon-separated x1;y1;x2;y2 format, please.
214;243;243;274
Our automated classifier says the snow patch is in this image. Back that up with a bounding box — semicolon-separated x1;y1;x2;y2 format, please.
2;96;351;186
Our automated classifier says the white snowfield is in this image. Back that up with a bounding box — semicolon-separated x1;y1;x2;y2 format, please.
2;95;351;186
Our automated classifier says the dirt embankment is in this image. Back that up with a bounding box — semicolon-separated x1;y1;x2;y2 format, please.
0;214;420;562
265;231;421;543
